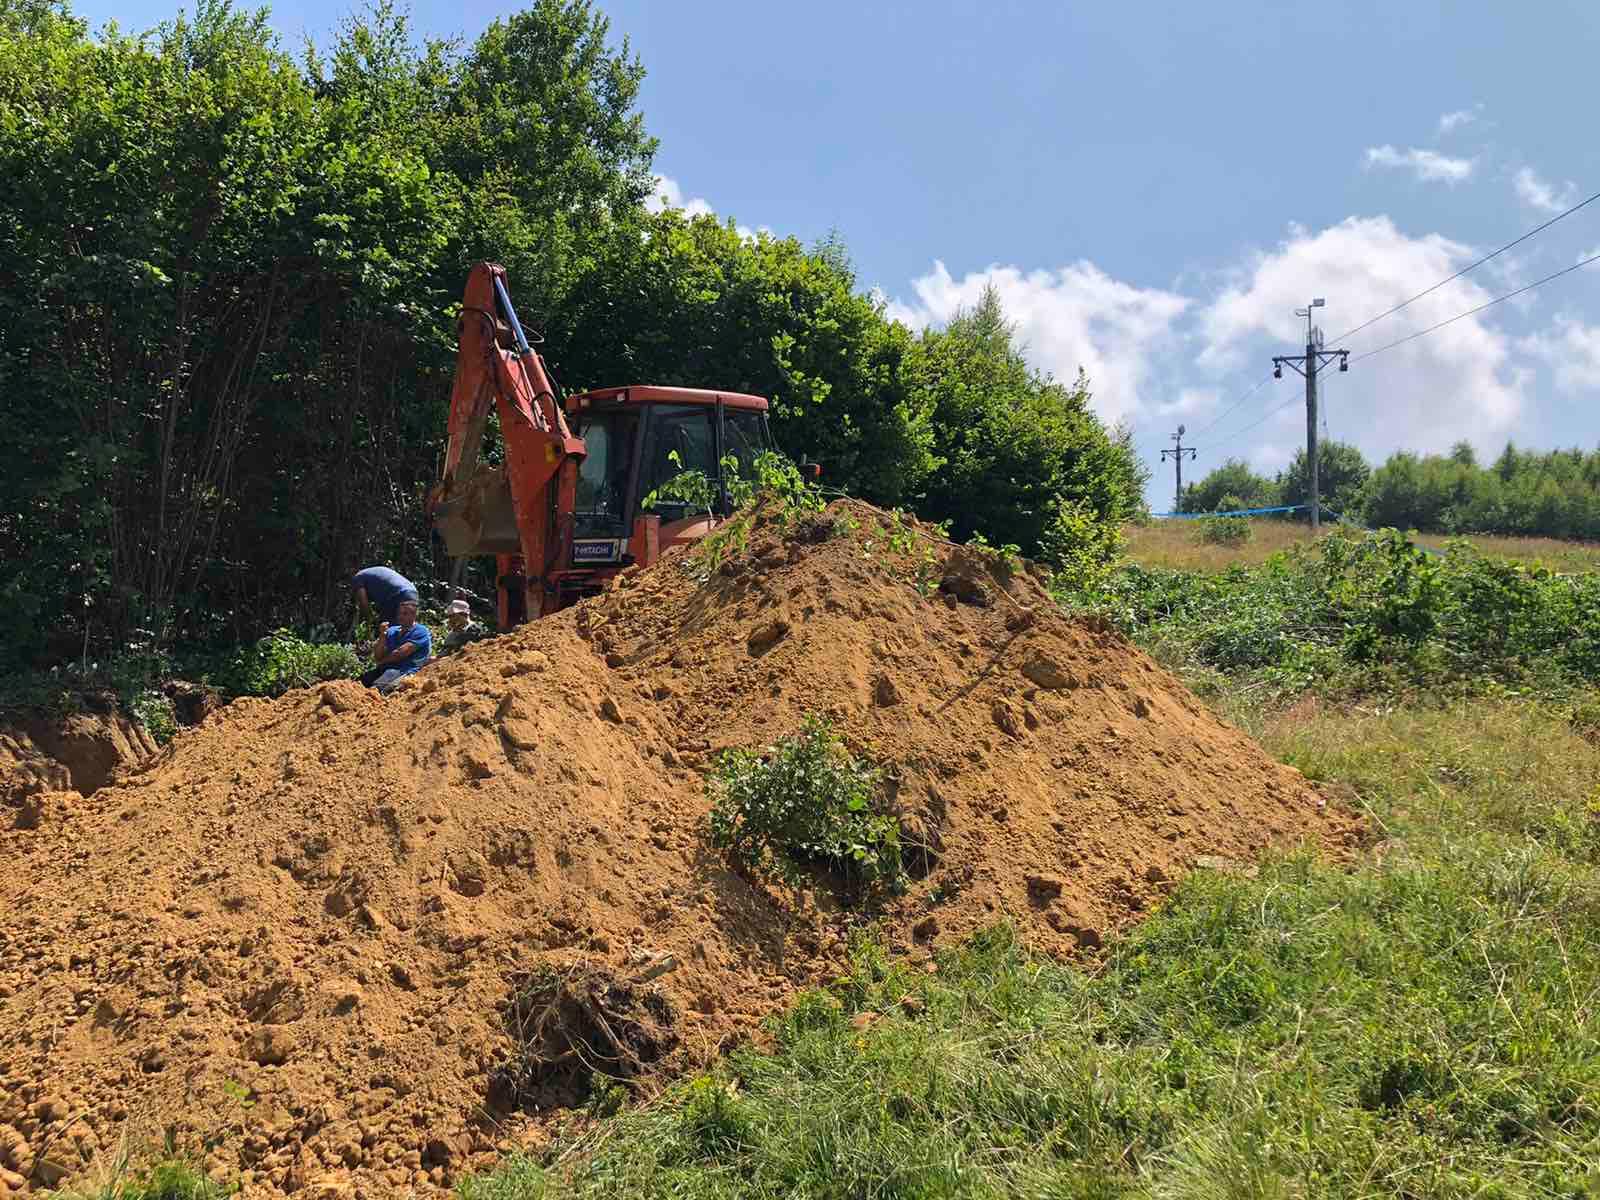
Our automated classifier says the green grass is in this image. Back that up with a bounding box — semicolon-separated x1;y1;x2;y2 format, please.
456;698;1600;1199
1124;519;1600;574
56;1159;231;1200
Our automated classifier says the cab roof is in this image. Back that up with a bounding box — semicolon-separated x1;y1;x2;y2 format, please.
567;385;770;412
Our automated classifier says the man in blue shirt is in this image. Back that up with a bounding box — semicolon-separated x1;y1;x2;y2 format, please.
351;566;420;624
359;599;432;696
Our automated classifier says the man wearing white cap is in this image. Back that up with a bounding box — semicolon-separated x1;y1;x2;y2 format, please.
438;597;487;657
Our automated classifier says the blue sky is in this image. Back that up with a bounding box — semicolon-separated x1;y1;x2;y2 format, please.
78;0;1600;502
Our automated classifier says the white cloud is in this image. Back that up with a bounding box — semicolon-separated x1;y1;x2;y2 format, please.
1437;106;1481;135
1514;166;1577;214
883;260;1190;426
645;174;716;220
1198;216;1526;457
646;174;769;242
1158;387;1219;420
1521;317;1600;393
1363;145;1475;184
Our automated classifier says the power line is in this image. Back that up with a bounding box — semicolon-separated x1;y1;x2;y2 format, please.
1211;389;1300;443
1351;249;1600;363
1186;373;1275;440
1332;187;1600;344
1197;373;1295;447
1169;188;1600;463
1201;250;1598;453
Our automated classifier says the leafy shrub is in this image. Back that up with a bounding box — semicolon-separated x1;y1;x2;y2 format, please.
130;689;178;744
1040;497;1124;595
647;450;827;521
1080;528;1600;699
641;449;718;517
708;717;903;895
223;629;362;697
1196;515;1252;546
746;450;827;513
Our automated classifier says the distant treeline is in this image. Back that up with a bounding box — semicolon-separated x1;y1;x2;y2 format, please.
1;0;1144;668
1181;441;1600;541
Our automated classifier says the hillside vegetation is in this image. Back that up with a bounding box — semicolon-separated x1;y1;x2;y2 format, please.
1124;519;1600;574
0;0;1142;677
1181;440;1600;543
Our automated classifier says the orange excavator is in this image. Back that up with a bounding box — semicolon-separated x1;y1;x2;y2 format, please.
427;262;777;629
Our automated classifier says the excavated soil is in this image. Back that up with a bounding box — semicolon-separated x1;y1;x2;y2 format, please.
1;710;155;810
0;500;1359;1197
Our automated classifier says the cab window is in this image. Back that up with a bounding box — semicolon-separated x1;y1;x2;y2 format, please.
639;405;716;511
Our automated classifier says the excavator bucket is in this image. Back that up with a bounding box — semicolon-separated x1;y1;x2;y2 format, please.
432;463;521;557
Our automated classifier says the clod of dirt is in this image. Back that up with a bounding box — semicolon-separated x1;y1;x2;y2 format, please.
939;546;1016;607
1020;650;1077;691
244;1026;297;1066
746;619;790;656
1025;874;1065;905
991;699;1023;738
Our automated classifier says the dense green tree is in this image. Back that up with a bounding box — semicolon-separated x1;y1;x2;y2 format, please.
546;211;937;506
1179;459;1277;514
1361;442;1600;539
0;0;656;660
906;287;1147;557
1278;440;1370;519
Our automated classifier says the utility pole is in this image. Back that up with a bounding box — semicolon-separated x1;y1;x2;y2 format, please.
1273;299;1349;532
1160;424;1196;513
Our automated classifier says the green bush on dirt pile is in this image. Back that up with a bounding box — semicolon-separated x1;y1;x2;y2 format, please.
708;717;904;896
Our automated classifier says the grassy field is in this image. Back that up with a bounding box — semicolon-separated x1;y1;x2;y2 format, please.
1124;518;1600;573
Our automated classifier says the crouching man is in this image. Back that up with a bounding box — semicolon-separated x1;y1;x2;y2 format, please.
360;599;432;695
351;565;420;625
437;598;488;657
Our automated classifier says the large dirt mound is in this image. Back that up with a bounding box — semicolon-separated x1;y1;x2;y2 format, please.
0;500;1358;1197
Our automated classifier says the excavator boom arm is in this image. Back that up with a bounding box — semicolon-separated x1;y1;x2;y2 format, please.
431;262;585;622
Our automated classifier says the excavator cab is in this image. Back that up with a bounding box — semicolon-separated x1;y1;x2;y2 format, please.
427;263;774;629
548;386;774;610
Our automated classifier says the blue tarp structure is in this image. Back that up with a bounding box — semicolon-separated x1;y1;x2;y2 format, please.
1152;504;1304;520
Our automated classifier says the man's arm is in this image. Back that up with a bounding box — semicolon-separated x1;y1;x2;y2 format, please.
384;639;421;665
354;585;372;618
370;623;389;663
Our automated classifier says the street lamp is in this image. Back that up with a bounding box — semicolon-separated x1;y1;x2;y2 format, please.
1296;297;1326;343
